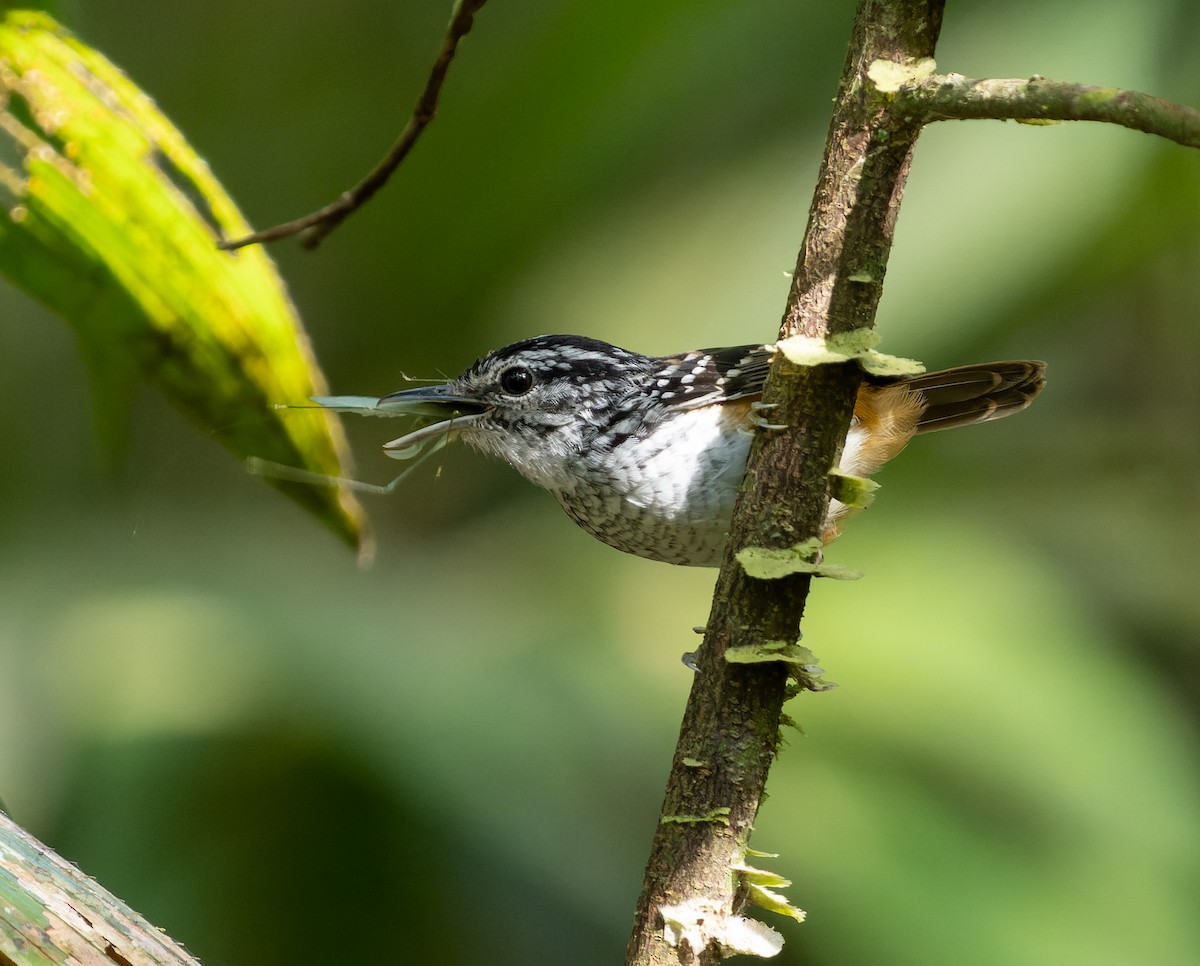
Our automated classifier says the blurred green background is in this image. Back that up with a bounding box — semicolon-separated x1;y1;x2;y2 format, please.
2;0;1199;963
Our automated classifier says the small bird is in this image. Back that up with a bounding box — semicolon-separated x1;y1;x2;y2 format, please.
314;335;1045;566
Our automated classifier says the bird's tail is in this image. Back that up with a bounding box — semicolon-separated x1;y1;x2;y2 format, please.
905;361;1047;434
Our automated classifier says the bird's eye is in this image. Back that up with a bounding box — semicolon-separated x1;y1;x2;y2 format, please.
499;366;534;396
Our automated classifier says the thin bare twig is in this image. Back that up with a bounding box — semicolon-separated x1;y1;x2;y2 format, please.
218;0;489;252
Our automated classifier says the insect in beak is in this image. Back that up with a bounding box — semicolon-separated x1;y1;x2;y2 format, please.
313;385;489;459
250;386;488;495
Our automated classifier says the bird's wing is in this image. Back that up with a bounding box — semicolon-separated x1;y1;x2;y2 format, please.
650;344;771;409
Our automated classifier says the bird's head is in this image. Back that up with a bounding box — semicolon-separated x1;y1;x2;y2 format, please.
335;335;656;488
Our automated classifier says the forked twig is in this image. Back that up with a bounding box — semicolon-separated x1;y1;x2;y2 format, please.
218;0;490;252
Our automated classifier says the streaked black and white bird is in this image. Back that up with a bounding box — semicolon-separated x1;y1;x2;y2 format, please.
312;335;1045;566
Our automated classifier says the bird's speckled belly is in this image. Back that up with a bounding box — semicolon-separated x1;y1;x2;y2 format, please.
551;404;753;566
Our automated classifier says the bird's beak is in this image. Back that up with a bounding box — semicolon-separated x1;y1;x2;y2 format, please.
311;384;488;460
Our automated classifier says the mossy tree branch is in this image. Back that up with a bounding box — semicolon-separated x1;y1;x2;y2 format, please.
627;2;1200;962
624;2;946;963
0;810;199;966
896;72;1200;146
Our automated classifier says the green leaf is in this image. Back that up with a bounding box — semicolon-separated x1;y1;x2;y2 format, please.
736;540;863;580
0;10;366;552
734;860;808;924
775;329;926;376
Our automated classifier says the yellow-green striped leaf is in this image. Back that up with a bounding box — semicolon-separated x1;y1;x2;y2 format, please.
0;10;367;552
